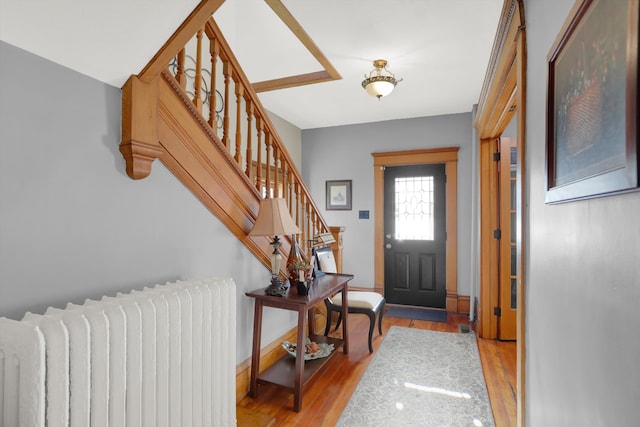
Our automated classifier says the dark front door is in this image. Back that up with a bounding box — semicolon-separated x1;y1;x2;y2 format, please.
383;163;447;308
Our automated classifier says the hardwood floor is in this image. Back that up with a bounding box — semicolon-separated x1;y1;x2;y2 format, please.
238;311;516;426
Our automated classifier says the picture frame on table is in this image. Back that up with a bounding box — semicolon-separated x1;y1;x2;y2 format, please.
545;0;639;204
326;180;352;210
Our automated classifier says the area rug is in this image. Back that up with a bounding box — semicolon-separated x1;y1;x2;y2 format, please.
386;306;448;323
337;326;494;427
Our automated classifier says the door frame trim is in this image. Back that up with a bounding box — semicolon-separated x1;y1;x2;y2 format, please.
474;0;526;424
372;148;459;312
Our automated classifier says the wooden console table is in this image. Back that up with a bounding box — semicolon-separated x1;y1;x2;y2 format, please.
246;273;353;412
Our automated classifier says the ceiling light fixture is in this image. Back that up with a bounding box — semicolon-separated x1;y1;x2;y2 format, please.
361;59;402;100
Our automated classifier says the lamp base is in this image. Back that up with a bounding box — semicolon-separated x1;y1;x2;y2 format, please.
264;276;287;297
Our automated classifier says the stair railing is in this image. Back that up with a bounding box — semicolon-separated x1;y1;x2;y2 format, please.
121;0;333;261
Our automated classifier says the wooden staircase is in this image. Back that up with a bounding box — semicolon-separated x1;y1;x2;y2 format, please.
120;0;340;273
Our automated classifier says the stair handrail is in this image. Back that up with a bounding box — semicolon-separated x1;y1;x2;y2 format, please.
129;0;332;256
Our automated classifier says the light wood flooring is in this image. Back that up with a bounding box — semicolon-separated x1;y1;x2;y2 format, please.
238;311;516;427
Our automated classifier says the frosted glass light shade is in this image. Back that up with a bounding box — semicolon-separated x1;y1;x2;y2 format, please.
364;79;396;98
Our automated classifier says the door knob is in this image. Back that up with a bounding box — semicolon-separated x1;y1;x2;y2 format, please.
385;234;392;239
385;243;392;249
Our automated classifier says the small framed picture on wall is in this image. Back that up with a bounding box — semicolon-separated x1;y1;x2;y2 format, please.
326;180;352;210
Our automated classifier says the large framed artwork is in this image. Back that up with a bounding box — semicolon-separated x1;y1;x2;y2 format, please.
326;180;352;210
546;0;639;203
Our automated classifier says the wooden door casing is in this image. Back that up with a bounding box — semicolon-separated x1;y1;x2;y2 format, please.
372;148;461;313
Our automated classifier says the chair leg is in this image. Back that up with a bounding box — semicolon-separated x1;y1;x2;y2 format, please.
324;309;332;336
334;312;343;331
377;300;386;335
365;311;376;353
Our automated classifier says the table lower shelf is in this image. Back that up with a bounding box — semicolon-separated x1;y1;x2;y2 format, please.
257;334;343;390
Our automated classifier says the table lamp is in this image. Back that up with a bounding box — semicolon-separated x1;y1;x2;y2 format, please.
249;198;301;296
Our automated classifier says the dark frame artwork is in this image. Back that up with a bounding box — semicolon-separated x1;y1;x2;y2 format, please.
326;180;352;210
546;0;639;203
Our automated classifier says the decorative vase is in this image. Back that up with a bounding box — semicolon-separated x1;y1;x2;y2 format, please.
287;234;302;278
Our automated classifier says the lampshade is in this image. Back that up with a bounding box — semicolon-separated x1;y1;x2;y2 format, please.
361;59;402;100
249;198;301;237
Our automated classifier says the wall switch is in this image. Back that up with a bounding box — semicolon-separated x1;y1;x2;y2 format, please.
358;210;370;219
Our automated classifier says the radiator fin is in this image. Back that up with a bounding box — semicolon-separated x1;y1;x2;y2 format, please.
0;277;236;427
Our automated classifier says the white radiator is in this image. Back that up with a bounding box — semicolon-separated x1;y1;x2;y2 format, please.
0;277;236;427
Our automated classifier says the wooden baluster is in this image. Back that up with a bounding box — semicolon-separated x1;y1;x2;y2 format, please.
300;193;306;251
286;163;292;209
286;163;293;216
222;61;231;148
234;81;243;166
294;181;301;227
311;209;318;236
273;146;280;198
176;48;186;90
245;98;253;179
255;116;263;193
208;38;219;130
309;209;317;254
265;132;271;197
305;198;312;251
193;28;204;112
279;151;285;200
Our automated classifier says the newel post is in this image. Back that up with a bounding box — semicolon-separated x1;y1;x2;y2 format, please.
120;76;163;180
329;226;345;274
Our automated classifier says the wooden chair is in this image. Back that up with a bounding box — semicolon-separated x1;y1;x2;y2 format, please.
315;247;385;353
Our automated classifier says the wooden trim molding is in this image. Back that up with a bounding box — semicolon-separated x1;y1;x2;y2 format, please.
474;0;526;424
457;295;470;314
252;0;342;93
474;0;522;140
371;148;460;312
515;9;527;425
478;137;500;339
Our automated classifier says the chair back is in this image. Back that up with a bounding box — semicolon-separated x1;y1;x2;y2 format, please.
315;247;337;274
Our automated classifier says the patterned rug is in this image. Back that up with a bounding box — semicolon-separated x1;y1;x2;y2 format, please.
337;327;494;427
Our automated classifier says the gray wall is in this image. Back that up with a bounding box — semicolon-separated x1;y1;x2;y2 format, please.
301;113;475;296
0;41;298;364
270;111;303;171
526;1;640;425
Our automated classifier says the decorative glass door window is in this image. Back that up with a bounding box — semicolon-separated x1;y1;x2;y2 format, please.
394;176;435;240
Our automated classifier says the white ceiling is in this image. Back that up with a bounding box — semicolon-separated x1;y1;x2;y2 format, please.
0;0;503;130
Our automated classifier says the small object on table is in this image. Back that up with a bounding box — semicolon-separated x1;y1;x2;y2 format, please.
296;280;309;296
282;338;334;360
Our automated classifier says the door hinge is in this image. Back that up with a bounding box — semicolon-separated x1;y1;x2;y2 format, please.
493;152;501;162
493;229;501;239
494;307;501;317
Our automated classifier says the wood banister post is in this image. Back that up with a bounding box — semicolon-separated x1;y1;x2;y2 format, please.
120;76;163;180
234;82;243;165
329;226;345;274
245;98;253;178
222;61;231;148
193;28;204;112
